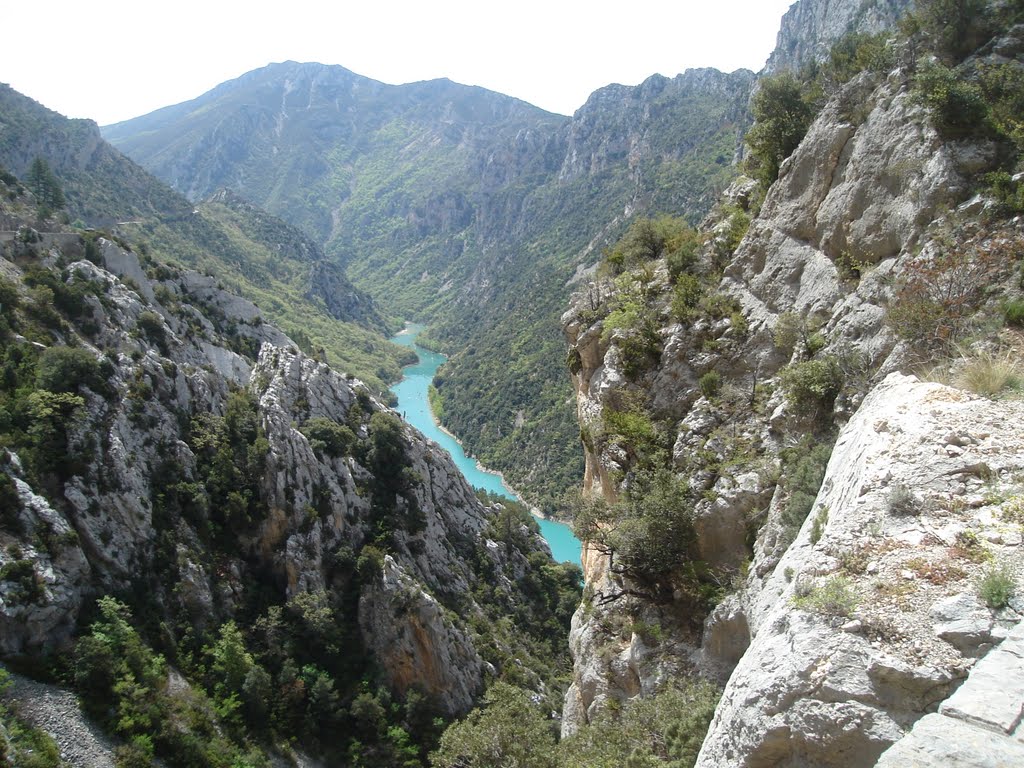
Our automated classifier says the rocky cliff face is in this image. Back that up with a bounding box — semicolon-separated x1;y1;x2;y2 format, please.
561;11;1024;764
764;0;915;74
0;190;565;722
696;372;1024;766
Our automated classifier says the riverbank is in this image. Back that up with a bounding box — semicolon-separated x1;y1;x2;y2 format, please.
389;324;582;565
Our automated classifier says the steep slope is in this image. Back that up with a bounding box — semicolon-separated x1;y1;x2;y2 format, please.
0;84;411;394
0;177;579;764
104;62;756;508
560;1;1024;764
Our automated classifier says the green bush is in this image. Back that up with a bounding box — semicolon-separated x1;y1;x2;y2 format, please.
671;274;704;321
913;60;990;139
1003;298;1024;327
558;679;720;768
977;563;1015;609
794;576;858;617
698;371;722;399
34;346;106;395
431;683;558;768
746;74;816;187
824;31;895;84
809;505;829;545
779;439;834;535
136;311;169;354
887;483;920;516
0;559;44;603
779;356;844;418
301;417;357;458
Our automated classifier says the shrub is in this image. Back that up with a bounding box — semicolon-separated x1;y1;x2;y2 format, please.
824;31;895;85
0;559;44;603
698;371;722;399
357;544;386;583
1003;299;1024;328
887;483;920;516
301;417;357;458
671;274;704;321
913;60;990;139
746;74;816;186
779;355;844;417
794;576;858;617
136;311;169;354
780;440;834;534
34;346;106;395
557;679;720;768
988;172;1024;215
810;505;829;544
977;563;1015;609
887;240;1006;349
665;224;703;282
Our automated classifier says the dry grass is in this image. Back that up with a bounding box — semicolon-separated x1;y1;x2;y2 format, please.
953;336;1024;398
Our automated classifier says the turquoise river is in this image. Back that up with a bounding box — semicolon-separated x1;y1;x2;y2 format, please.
390;325;582;567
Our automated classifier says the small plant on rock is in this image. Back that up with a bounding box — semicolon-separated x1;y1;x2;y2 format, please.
887;483;920;516
977;563;1015;609
794;576;859;618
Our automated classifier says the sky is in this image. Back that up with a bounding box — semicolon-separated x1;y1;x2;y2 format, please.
2;0;797;126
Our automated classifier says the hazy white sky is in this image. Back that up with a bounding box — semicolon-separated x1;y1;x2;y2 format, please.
2;0;796;126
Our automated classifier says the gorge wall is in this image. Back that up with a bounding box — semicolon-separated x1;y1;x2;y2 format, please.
561;3;1024;765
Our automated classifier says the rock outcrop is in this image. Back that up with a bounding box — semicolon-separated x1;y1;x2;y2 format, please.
695;373;1024;767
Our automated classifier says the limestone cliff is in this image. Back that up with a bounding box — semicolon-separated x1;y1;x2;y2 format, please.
561;4;1024;764
765;0;915;75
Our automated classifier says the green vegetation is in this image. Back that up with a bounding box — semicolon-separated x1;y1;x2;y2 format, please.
887;483;920;516
779;356;844;419
432;679;719;768
977;563;1015;609
745;75;815;187
779;438;835;539
74;597;267;767
793;576;859;617
188;390;270;545
809;505;829;545
558;680;720;768
26;156;65;217
574;468;695;581
300;416;357;458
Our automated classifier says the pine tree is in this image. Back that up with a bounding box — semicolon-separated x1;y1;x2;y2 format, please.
25;156;65;212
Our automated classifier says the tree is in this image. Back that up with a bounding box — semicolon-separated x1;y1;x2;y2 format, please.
745;75;815;187
915;0;993;63
431;683;558;768
25;157;65;213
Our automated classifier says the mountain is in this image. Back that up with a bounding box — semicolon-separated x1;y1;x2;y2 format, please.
103;61;756;508
0;174;580;764
0;83;412;394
